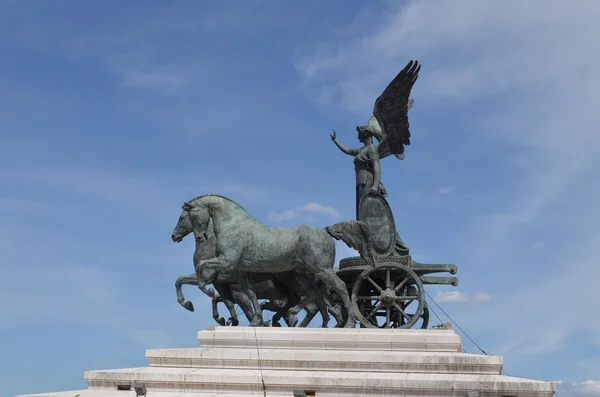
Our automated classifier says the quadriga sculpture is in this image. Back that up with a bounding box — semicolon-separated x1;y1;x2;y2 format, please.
172;194;376;327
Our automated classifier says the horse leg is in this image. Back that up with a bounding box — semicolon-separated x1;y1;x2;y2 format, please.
211;295;226;326
285;304;302;327
314;269;355;328
239;276;263;326
301;277;330;328
224;299;239;326
175;273;198;312
312;296;331;328
213;283;240;326
299;303;318;328
195;257;231;297
232;287;256;325
274;290;304;328
264;299;285;327
325;295;345;327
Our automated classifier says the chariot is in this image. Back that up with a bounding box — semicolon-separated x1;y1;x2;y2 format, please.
333;191;459;329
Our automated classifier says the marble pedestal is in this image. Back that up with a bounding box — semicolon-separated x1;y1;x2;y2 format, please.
16;327;555;397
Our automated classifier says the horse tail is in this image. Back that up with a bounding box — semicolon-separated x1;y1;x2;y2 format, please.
324;220;377;267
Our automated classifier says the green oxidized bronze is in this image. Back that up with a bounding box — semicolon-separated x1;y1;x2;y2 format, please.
171;60;459;329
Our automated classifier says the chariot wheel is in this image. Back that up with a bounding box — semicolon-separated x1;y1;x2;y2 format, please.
351;262;425;329
398;301;429;329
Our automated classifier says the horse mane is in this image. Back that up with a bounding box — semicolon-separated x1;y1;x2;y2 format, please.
185;194;252;217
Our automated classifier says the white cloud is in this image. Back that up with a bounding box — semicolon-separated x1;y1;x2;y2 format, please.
531;241;545;250
436;291;469;303
268;202;339;222
268;209;304;222
438;186;454;195
557;381;600;397
295;0;600;358
299;202;340;217
471;292;492;303
435;291;491;304
119;65;188;96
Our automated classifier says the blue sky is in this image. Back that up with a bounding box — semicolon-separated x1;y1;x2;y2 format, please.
2;1;600;396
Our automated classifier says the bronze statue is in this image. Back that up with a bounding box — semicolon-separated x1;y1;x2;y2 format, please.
330;60;420;257
171;60;460;329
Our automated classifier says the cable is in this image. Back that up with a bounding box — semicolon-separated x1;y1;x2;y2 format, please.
245;272;267;397
424;290;488;355
426;298;444;325
252;325;267;397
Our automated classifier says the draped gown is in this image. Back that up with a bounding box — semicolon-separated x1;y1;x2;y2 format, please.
353;144;410;257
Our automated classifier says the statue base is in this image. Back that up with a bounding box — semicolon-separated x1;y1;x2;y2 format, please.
16;327;554;397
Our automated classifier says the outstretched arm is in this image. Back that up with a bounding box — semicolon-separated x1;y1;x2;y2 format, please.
330;129;359;156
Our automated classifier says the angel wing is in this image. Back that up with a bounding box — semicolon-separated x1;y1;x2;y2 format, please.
373;60;421;160
325;220;377;267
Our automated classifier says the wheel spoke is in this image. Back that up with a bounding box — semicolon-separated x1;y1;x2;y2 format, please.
364;275;383;292
394;277;410;293
403;299;415;306
357;296;380;301
386;266;391;289
365;302;383;321
397;295;420;301
385;307;391;328
393;303;412;321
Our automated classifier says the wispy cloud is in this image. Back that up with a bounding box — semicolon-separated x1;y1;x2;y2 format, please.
435;291;469;303
299;202;340;217
268;209;308;222
435;291;491;304
119;64;189;96
438;186;454;195
471;292;492;303
531;241;545;250
557;381;600;397
268;202;340;222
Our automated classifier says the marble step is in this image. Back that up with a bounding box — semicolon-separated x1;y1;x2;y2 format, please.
18;390;290;397
84;367;555;397
197;326;462;352
146;347;503;375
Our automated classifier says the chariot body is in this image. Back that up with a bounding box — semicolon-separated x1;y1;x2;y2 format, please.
335;192;458;329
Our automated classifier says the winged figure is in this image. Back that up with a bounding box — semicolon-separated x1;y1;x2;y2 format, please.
330;60;420;257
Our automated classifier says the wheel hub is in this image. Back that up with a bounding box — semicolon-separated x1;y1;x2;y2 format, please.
379;288;397;307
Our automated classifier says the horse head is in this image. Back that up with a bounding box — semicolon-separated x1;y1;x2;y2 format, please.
183;201;211;244
171;204;192;243
171;202;211;243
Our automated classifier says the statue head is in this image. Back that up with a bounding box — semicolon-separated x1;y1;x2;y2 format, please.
357;98;414;143
356;116;383;143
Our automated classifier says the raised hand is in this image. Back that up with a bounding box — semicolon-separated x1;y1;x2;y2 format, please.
330;129;337;141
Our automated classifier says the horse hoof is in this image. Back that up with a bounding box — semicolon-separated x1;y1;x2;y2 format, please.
289;318;298;328
230;318;239;327
217;318;226;326
183;301;194;312
272;321;281;327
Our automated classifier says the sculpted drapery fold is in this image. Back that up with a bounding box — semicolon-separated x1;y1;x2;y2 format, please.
330;60;420;257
